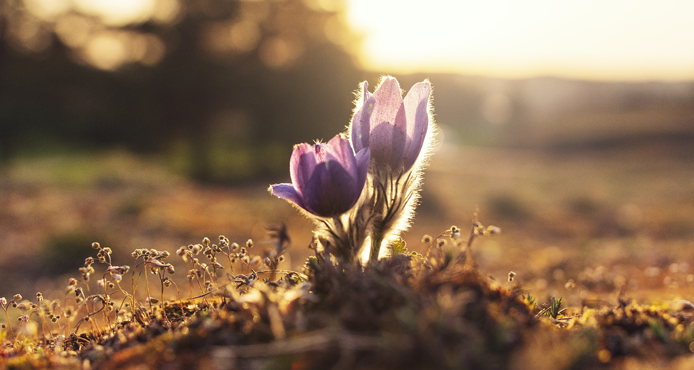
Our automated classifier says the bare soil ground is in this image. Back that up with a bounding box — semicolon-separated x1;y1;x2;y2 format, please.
1;141;693;369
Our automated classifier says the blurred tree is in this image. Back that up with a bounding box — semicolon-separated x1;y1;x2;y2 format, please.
0;0;362;182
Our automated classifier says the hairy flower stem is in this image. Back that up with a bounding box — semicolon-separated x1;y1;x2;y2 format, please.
367;167;418;263
369;232;384;263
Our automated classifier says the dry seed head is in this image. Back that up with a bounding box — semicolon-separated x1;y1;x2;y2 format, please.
203;237;210;246
485;226;501;235
508;271;516;282
91;242;100;249
422;235;432;244
13;294;22;301
246;239;254;248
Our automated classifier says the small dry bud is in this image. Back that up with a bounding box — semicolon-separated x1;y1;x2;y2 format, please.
13;294;22;301
422;235;433;244
508;271;516;282
91;242;100;249
203;237;210;245
246;239;253;248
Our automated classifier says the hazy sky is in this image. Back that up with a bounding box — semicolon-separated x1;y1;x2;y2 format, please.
347;0;694;81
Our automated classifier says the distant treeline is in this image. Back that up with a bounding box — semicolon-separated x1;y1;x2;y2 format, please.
2;0;693;182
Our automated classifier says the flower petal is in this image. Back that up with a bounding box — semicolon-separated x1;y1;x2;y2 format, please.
289;143;318;198
269;183;307;211
371;121;406;168
355;147;370;190
350;81;374;153
402;81;431;170
322;134;358;180
369;77;407;168
303;160;359;217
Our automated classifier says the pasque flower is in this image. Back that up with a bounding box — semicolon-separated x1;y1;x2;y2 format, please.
348;77;435;262
270;134;370;218
350;77;431;172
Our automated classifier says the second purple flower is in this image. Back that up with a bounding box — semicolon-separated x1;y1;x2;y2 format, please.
270;134;370;218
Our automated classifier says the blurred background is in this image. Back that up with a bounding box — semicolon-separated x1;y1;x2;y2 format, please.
1;0;693;304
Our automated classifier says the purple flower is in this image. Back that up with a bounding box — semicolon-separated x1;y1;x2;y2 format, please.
351;77;431;171
270;134;370;218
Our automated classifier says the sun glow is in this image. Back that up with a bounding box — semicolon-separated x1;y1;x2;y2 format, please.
347;0;694;80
